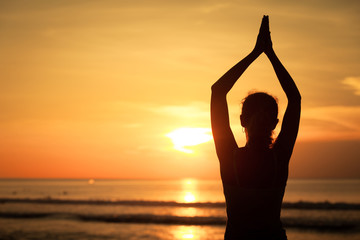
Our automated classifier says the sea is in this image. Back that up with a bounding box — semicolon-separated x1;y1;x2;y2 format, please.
0;178;359;240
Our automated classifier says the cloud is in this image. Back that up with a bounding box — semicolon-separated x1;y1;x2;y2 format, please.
342;77;360;96
149;101;210;124
300;105;360;140
198;3;230;13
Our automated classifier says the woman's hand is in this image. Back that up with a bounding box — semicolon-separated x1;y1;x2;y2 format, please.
254;15;271;55
263;16;274;55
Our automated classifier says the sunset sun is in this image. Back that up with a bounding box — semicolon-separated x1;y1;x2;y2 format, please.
166;127;213;153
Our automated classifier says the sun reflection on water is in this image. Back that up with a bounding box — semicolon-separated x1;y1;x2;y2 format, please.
182;233;194;239
174;207;198;217
180;179;198;203
172;225;223;240
173;226;196;239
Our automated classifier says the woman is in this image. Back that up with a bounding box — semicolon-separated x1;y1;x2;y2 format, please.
211;16;301;240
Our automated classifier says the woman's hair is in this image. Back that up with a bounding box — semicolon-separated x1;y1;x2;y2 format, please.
241;92;278;148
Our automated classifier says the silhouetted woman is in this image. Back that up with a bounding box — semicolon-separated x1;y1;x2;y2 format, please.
211;16;301;240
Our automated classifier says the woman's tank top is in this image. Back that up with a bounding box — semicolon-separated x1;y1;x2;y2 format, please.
222;148;287;240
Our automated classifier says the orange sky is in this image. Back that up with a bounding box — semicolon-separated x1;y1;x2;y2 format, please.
0;0;359;179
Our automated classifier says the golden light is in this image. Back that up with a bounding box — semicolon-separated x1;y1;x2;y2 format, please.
166;127;213;153
182;233;194;239
184;179;193;185
184;192;196;203
173;226;196;240
174;207;198;217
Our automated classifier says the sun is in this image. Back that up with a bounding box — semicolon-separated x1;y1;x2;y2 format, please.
166;127;213;153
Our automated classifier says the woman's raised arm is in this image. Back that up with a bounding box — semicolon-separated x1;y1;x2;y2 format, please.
211;16;269;166
264;17;301;159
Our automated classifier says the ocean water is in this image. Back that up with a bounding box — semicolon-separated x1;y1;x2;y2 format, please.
0;178;359;240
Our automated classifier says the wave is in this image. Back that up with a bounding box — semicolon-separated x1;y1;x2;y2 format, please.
0;212;359;231
1;198;360;210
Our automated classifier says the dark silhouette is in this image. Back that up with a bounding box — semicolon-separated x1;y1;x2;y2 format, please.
211;16;301;240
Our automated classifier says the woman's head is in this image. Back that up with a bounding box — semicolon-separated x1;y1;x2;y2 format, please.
240;92;278;147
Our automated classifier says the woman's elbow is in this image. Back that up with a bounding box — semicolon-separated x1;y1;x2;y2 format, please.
211;82;218;92
211;83;226;96
288;91;301;103
293;94;301;103
289;95;301;108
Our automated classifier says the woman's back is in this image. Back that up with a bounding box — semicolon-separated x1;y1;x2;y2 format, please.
223;185;285;239
223;147;287;239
